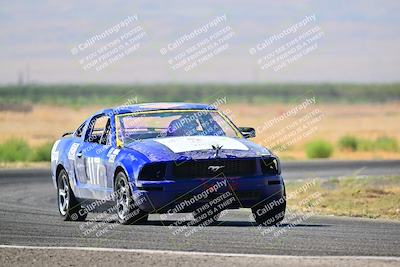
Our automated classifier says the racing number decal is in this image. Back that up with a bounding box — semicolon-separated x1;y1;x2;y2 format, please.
85;157;106;186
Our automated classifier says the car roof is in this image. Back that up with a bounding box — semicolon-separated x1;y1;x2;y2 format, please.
100;102;217;116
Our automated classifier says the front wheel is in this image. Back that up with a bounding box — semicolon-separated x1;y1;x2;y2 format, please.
114;171;148;225
57;169;87;221
251;187;286;226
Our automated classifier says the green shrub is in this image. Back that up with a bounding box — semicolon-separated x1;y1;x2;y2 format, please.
0;138;31;162
31;142;53;162
306;140;334;158
375;136;399;152
337;135;399;152
356;139;375;151
338;135;358;151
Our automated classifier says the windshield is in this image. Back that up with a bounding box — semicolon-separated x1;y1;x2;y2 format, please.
116;110;240;145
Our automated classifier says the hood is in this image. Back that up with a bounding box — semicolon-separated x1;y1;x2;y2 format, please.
124;136;271;162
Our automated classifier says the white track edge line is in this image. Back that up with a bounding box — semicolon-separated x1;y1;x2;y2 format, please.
0;245;399;261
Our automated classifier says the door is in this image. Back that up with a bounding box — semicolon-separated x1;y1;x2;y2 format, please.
75;114;112;194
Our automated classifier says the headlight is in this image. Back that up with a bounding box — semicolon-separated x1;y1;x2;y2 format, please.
138;163;167;181
260;156;281;175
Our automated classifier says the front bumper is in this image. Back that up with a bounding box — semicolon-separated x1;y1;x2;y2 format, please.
131;175;285;213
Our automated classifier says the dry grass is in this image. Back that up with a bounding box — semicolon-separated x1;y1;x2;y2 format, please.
0;105;100;146
0;102;399;160
222;102;400;160
285;176;400;220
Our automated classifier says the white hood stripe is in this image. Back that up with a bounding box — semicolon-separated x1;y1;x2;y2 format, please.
154;136;248;153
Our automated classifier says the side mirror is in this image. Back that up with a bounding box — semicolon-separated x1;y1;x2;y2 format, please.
238;127;256;138
62;131;74;137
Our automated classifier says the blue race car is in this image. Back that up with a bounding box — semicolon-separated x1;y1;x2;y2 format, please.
51;103;286;226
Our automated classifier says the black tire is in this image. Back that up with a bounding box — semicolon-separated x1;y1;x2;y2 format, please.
251;187;286;226
57;169;87;221
114;171;148;225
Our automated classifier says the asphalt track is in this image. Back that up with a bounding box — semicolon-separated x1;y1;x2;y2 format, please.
0;160;399;266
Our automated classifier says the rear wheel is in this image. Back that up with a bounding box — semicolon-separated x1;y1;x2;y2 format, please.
114;171;148;225
57;169;87;221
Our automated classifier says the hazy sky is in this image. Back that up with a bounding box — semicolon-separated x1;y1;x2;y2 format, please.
1;0;399;84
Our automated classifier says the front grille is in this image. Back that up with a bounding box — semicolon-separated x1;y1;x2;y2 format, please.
172;159;257;179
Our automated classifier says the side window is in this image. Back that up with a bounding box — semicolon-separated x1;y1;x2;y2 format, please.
75;122;86;138
86;115;111;145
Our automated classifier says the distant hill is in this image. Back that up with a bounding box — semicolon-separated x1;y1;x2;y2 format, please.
1;84;399;106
